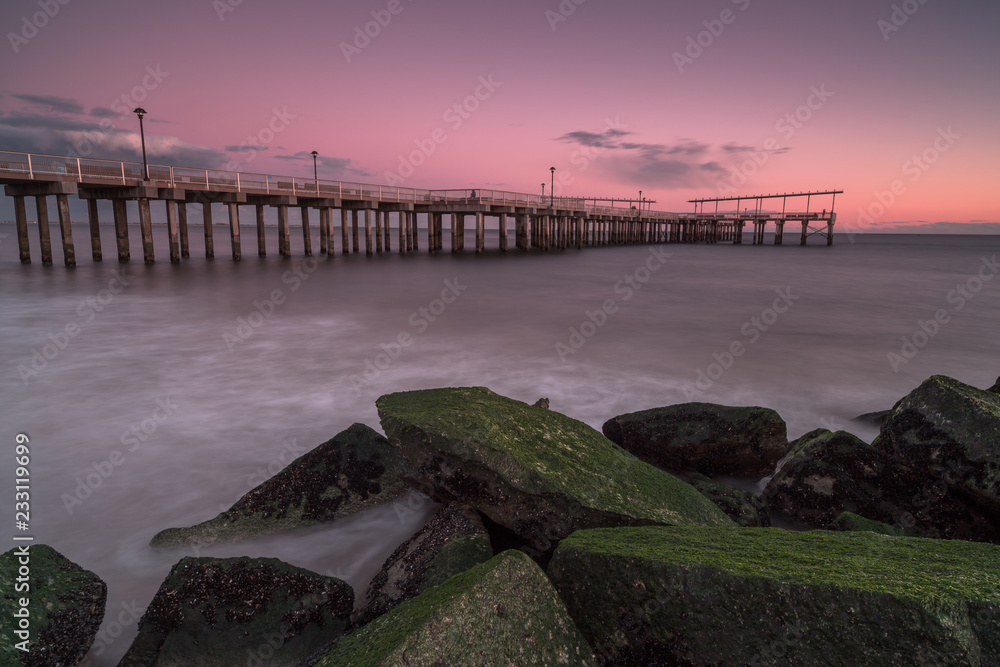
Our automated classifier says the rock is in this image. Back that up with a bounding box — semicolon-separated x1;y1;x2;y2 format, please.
876;375;1000;517
377;387;733;558
119;556;352;667
532;397;550;410
988;377;1000;394
354;502;493;626
311;550;595;666
852;410;891;427
602;402;788;477
548;526;1000;666
151;423;412;548
0;545;106;667
829;511;907;536
691;479;770;527
763;429;887;528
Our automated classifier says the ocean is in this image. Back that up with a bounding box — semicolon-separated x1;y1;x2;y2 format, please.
2;221;998;665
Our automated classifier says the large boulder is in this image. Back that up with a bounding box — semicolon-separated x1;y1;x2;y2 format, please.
354;502;494;626
988;377;1000;395
876;375;1000;517
118;556;353;666
376;387;733;558
602;403;788;477
152;423;412;548
312;549;595;666
763;429;887;528
0;545;106;667
691;478;770;527
549;526;1000;666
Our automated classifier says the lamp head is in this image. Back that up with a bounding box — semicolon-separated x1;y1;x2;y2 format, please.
133;107;146;119
311;151;318;158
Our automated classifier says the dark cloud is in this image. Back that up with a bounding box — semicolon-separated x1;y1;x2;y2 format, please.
225;144;268;152
90;107;119;118
12;94;85;115
557;128;631;148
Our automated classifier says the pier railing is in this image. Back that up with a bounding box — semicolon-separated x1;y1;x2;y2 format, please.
0;150;686;219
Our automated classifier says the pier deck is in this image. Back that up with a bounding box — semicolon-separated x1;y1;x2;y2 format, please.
0;151;839;266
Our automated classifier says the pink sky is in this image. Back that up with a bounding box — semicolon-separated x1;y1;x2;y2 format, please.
1;0;997;229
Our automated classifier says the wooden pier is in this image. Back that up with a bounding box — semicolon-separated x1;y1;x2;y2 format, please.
0;151;839;266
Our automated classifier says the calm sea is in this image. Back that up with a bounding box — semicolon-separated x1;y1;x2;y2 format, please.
2;221;998;665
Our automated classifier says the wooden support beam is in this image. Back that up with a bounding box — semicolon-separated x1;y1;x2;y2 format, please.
278;204;289;257
300;206;311;257
56;194;76;267
256;204;266;257
35;196;53;265
14;195;30;263
229;202;242;261
166;200;180;263
139;198;154;263
203;202;215;259
178;202;190;258
87;198;102;261
113;198;130;262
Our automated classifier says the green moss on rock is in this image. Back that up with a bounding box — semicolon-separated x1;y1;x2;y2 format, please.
0;544;106;667
829;511;907;536
315;550;595;666
549;526;1000;666
151;423;411;548
355;503;494;626
118;556;353;666
691;479;770;527
377;387;732;556
602;402;788;477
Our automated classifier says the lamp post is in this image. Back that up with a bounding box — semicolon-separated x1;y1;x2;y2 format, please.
550;167;555;208
639;190;642;215
541;183;545;200
311;151;319;194
133;107;148;181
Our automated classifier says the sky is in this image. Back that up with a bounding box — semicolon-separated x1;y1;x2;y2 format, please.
1;0;998;231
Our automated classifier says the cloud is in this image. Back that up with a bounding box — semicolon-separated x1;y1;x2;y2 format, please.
0;111;227;168
273;151;372;178
90;107;119;118
881;221;1000;234
556;128;631;148
12;94;85;115
225;144;268;152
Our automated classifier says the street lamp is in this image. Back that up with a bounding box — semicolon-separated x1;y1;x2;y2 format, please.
311;151;319;194
133;107;148;181
550;167;555;208
541;183;545;199
639;190;642;215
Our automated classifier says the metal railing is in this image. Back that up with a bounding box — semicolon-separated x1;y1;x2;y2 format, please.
0;150;698;219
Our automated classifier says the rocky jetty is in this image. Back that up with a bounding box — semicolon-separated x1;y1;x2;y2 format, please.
602;402;788;477
549;526;1000;666
311;550;595;666
118;556;353;666
0;545;106;667
151;423;411;548
354;502;493;626
377;387;733;559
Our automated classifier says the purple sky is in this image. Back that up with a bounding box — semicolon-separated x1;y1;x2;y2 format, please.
1;0;997;228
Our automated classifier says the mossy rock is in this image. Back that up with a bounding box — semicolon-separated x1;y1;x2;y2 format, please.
877;375;1000;515
602;403;788;477
0;545;106;667
763;429;887;528
376;387;733;557
829;511;907;536
549;526;1000;666
988;377;1000;395
118;556;352;666
313;549;595;666
691;479;770;527
151;423;412;548
355;503;494;626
